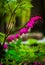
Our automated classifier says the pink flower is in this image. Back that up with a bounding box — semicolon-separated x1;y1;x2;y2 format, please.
31;20;35;24
3;43;8;49
30;16;42;22
31;17;35;21
34;16;42;21
7;16;42;41
26;16;42;29
7;34;15;42
32;16;42;21
29;20;35;25
15;33;20;38
19;28;28;35
26;22;33;28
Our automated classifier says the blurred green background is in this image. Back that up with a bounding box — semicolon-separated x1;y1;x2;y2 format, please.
0;0;33;34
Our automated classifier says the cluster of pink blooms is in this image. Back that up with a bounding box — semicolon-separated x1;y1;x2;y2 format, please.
7;16;42;42
6;34;16;42
26;16;42;28
3;43;8;49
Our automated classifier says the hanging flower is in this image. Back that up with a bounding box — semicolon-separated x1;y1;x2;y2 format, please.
26;16;42;29
7;34;15;42
7;16;42;41
31;16;42;21
26;22;33;28
15;33;20;39
19;28;28;35
3;43;8;49
30;20;35;25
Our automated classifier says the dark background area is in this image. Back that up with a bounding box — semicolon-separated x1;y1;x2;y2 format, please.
31;0;45;35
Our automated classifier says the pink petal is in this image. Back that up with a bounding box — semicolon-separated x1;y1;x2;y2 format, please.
7;34;15;42
20;28;28;35
31;17;35;21
26;22;33;28
3;44;8;49
15;33;19;38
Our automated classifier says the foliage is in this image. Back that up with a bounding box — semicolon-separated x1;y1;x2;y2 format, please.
1;38;45;65
0;0;33;22
0;0;33;34
0;33;5;43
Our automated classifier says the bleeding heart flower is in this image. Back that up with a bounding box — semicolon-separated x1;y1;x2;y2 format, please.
26;16;42;29
33;16;42;21
7;34;15;42
31;17;35;21
26;22;33;28
7;16;42;41
15;33;20;38
3;43;8;49
19;28;28;35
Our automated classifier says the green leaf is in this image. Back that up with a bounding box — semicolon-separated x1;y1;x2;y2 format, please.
0;32;5;43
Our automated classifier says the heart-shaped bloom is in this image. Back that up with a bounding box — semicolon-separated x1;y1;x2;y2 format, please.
20;28;28;35
26;22;33;28
26;16;42;29
7;34;15;42
3;43;8;49
15;33;20;38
